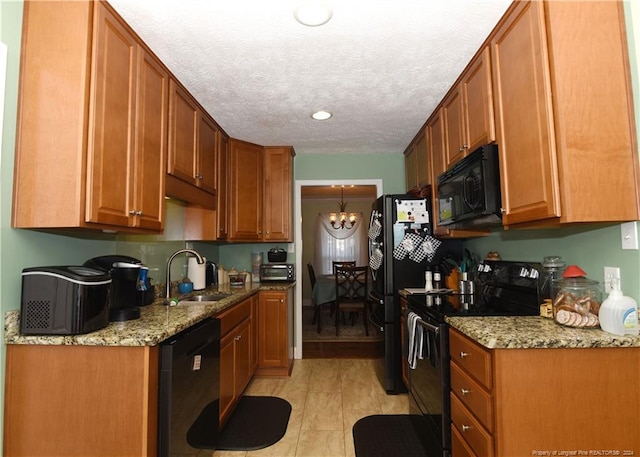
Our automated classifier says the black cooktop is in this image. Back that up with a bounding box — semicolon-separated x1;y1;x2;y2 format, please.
407;260;542;322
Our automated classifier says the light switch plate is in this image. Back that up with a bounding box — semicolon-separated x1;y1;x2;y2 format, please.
621;222;639;250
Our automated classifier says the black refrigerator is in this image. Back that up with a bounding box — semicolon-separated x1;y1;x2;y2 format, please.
368;194;461;394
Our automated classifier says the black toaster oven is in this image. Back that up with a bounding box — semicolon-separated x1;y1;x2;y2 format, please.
259;264;295;282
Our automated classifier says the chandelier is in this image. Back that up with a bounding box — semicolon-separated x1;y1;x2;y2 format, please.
329;186;356;229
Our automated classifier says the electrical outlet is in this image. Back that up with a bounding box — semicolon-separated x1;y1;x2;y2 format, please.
603;266;621;293
621;221;638;250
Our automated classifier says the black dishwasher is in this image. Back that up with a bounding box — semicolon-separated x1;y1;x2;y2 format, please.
159;317;221;456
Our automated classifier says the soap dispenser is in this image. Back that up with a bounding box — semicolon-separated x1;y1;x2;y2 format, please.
599;278;639;336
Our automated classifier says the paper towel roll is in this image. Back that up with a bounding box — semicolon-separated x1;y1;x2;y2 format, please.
188;257;206;290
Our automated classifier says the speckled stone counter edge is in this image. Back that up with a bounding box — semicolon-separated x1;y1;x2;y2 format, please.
446;315;640;349
4;282;294;347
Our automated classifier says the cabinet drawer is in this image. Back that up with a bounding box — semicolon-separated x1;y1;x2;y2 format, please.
451;393;493;457
452;425;478;457
449;329;492;389
217;298;251;336
450;362;494;432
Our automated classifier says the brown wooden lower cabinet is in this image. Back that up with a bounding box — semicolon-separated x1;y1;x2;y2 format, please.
218;296;255;426
3;289;294;456
256;289;294;377
4;345;158;457
449;328;640;456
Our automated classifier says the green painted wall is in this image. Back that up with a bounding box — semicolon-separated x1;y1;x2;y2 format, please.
294;153;406;195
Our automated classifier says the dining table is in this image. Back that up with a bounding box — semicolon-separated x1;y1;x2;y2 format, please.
312;274;337;306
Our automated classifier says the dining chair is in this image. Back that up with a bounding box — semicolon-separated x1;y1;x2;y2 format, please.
334;265;369;336
308;263;330;333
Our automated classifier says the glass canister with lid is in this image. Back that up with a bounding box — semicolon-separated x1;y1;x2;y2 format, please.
541;255;566;300
552;265;601;328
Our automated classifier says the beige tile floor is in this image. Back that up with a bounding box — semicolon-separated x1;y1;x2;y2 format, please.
211;358;410;457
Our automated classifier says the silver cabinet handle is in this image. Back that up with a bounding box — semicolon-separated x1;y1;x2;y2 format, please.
460;351;468;358
461;388;470;395
136;210;143;216
235;335;241;341
129;210;136;215
462;425;470;432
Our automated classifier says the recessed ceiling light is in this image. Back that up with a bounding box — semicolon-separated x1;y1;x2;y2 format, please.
294;1;333;27
312;110;332;120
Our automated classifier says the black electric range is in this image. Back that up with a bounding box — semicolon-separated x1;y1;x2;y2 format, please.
407;259;543;323
404;260;542;457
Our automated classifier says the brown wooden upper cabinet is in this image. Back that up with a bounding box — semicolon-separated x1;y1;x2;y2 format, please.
404;143;418;192
405;0;639;235
443;46;495;169
167;80;218;196
263;146;294;242
404;127;430;192
12;1;167;232
228;139;264;241
227;141;294;242
492;0;639;227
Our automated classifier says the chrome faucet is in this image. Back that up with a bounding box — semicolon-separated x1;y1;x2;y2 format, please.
165;249;205;300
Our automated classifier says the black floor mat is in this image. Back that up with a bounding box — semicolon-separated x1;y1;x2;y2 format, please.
353;415;442;457
217;396;292;451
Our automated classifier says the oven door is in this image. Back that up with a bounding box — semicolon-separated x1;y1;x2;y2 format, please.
406;307;451;456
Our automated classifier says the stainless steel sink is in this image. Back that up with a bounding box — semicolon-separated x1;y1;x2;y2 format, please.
178;293;231;304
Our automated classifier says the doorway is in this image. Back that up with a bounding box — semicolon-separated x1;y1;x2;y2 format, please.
293;179;383;359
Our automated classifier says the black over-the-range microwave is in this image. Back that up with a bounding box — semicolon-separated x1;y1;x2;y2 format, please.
437;144;503;229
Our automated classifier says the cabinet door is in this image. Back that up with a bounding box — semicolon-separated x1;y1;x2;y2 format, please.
228;139;263;241
415;129;430;187
133;48;168;231
491;1;560;225
463;46;495;153
216;133;230;240
442;85;467;169
219;331;235;424
251;294;259;371
263;147;292;241
235;318;253;395
428;109;448;236
197;114;217;195
258;291;287;369
86;4;137;227
168;80;198;184
404;144;418;191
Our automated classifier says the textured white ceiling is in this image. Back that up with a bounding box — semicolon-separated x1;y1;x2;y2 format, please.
108;0;512;155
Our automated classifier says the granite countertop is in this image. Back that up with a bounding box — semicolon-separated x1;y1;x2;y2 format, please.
4;282;295;347
446;315;640;349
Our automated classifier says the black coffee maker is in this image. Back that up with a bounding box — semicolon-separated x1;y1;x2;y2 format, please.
84;255;143;321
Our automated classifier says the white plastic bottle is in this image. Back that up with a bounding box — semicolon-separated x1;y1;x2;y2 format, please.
599;279;639;336
425;270;433;292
